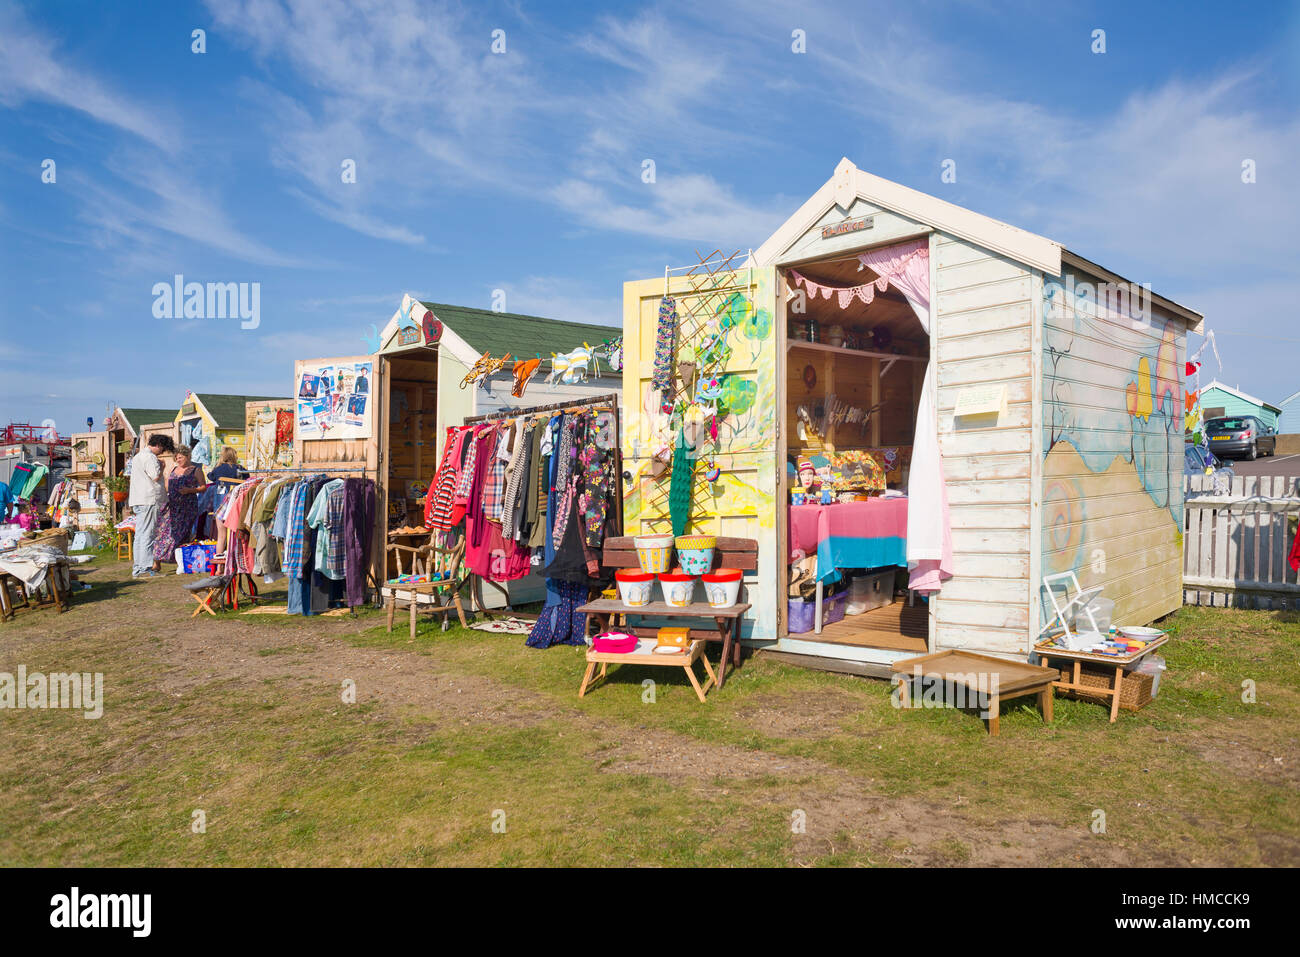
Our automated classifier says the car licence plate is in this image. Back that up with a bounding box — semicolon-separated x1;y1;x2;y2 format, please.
1212;435;1228;440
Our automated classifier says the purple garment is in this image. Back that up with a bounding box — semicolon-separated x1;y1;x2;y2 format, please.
342;478;375;608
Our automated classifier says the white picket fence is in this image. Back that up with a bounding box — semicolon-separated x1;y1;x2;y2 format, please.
1183;474;1300;608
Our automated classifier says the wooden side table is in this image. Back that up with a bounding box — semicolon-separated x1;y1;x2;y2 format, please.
576;599;751;688
1035;635;1167;723
579;638;717;703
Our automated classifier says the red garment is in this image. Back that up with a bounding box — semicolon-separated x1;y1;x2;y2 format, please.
469;519;532;582
1290;521;1300;573
275;409;293;447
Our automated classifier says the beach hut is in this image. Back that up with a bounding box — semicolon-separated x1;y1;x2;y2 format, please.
295;296;622;585
1198;381;1282;432
102;407;176;476
1276;390;1300;439
172;392;288;468
619;158;1203;674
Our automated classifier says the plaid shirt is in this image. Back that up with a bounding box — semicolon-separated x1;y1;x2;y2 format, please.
281;481;311;579
483;425;509;521
308;480;347;580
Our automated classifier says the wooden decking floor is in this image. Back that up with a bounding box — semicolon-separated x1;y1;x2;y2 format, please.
792;600;928;652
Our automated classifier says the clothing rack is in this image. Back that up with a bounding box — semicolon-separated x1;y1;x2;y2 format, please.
457;392;625;620
463;392;620;425
242;466;371;476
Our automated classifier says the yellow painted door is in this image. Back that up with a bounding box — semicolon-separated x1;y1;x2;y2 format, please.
621;266;780;639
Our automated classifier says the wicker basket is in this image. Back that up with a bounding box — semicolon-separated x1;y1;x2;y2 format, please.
1061;662;1155;711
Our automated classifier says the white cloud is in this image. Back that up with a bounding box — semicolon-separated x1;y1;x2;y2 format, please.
0;5;174;151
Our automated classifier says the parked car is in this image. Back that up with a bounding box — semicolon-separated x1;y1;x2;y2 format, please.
1184;442;1232;478
1203;415;1276;460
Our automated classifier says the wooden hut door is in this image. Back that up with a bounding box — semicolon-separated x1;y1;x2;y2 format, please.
70;432;108;474
620;263;781;640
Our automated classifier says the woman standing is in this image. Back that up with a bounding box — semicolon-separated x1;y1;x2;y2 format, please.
153;445;207;569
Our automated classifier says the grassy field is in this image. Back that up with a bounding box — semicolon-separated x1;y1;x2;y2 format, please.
1;558;1296;866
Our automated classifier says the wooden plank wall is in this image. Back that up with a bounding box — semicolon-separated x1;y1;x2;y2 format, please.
1183;474;1300;609
931;234;1037;657
1040;270;1187;630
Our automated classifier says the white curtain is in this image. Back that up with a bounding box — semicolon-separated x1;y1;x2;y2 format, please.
857;239;952;593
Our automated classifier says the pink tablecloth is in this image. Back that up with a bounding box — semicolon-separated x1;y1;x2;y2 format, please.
788;498;909;580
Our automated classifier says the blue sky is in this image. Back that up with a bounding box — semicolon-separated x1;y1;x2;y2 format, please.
2;0;1298;434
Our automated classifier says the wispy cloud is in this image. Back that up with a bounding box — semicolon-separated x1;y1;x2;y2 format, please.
0;4;175;151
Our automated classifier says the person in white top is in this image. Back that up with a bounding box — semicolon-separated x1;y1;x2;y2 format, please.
128;435;173;578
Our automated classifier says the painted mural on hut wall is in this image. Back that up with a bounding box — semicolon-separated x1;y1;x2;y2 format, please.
1041;270;1186;625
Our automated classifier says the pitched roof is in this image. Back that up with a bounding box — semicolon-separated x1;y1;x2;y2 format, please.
118;408;176;434
1201;380;1282;413
192;393;289;429
750;157;1204;332
417;302;620;373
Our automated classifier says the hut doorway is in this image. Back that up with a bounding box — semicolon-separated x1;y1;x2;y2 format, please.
779;248;931;652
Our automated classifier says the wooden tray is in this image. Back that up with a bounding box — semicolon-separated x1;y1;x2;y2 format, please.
892;649;1059;694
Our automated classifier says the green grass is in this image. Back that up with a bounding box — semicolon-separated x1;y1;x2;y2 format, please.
1;559;1296;866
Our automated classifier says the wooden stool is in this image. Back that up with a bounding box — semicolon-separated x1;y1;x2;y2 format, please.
185;574;230;617
117;527;133;562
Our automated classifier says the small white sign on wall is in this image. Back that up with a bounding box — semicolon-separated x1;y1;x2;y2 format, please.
953;383;1008;420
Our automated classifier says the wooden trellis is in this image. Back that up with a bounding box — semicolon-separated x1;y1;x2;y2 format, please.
642;250;755;532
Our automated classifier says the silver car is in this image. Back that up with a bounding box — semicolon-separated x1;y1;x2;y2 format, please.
1203;415;1277;461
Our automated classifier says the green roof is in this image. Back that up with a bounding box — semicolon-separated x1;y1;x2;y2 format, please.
193;394;288;430
418;302;620;373
119;408;176;434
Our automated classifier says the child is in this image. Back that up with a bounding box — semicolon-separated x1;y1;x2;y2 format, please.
9;502;37;532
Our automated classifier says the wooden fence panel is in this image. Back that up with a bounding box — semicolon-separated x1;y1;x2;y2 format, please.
1183;474;1300;609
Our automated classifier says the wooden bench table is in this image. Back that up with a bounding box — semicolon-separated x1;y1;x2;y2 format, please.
591;535;758;689
579;637;717;702
892;649;1059;736
1034;635;1168;723
576;599;751;688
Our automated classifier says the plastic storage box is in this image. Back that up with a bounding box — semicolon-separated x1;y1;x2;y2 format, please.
847;569;894;615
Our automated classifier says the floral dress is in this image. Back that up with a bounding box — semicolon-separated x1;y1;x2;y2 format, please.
153;465;201;562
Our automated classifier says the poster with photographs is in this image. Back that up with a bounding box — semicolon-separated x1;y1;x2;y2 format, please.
296;358;374;440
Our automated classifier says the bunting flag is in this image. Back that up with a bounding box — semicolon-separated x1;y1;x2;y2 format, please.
788;268;891;309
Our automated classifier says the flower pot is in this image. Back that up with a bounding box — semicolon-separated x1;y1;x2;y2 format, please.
615;569;655;607
658;573;696;607
702;569;743;608
112;491;127;502
675;534;716;575
634;534;674;573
